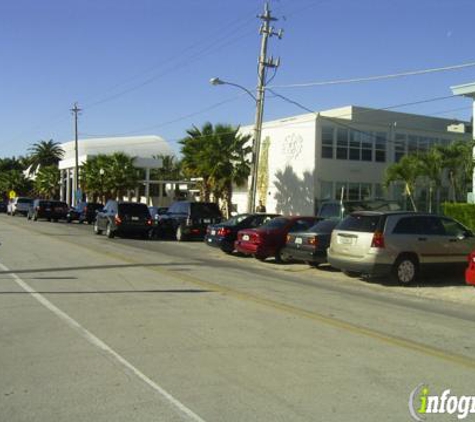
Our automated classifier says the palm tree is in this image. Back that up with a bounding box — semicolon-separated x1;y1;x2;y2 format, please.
0;170;32;196
35;166;60;199
28;139;64;173
207;124;252;217
417;148;444;212
179;123;215;202
151;154;182;180
384;154;421;211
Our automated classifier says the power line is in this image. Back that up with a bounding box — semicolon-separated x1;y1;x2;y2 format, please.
269;60;475;89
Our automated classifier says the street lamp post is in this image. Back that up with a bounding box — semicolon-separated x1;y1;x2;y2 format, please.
210;77;262;213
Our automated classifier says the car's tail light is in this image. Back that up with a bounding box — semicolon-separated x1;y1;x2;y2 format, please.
146;218;152;226
286;234;291;243
371;231;385;248
114;214;122;225
218;227;231;236
308;236;318;246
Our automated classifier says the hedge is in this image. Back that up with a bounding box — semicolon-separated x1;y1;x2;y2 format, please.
442;203;475;232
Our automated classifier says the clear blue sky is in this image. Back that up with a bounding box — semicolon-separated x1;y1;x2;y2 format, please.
1;0;474;158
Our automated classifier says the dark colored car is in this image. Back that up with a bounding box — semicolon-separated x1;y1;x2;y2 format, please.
281;218;339;266
205;213;280;253
0;201;7;213
234;216;320;262
67;202;103;224
28;199;69;221
157;201;222;241
317;199;402;219
94;200;153;239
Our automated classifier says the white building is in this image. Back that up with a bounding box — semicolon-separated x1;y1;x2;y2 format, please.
233;105;471;215
58;135;174;205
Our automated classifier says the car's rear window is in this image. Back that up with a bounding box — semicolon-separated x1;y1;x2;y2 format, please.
337;215;381;233
119;203;150;216
191;203;221;217
261;217;289;229
18;198;32;204
308;219;339;233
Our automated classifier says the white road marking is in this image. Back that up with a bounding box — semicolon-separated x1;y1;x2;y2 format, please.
0;261;207;422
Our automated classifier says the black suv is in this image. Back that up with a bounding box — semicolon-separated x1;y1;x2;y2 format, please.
94;200;152;239
28;199;69;222
157;201;222;241
67;202;103;224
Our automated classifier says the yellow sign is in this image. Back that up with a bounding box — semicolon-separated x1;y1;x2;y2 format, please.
8;190;16;199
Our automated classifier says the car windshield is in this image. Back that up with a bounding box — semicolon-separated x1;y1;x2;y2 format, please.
260;217;289;229
18;198;32;204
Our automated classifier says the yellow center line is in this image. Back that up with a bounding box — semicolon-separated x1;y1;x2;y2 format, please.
6;218;475;370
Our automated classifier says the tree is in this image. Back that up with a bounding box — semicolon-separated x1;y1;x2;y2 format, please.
206;124;252;218
34;166;60;199
179;122;252;217
80;153;139;201
384;154;421;211
416;147;444;212
28;139;64;173
151;154;182;180
179;123;215;201
0;169;32;196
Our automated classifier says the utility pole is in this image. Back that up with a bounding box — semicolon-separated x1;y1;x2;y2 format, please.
248;1;283;213
71;102;82;206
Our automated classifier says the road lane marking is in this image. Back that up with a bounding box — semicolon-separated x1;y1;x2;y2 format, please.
4;218;475;371
0;261;207;422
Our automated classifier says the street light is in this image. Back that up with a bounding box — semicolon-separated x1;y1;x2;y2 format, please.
210;77;263;213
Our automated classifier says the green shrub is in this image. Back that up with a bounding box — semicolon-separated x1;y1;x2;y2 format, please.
442;203;475;231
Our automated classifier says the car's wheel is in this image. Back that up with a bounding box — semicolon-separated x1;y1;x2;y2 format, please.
220;242;234;254
94;221;103;235
393;255;418;286
106;223;115;239
274;248;288;264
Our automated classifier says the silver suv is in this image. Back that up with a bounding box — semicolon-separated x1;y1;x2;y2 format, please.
327;211;475;285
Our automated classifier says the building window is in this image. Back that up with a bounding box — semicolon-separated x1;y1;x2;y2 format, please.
361;132;373;161
320;181;333;200
321;126;334;158
394;133;406;162
349;131;360;160
336;128;349;160
375;132;386;162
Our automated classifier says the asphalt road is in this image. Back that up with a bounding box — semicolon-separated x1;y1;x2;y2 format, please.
1;214;474;422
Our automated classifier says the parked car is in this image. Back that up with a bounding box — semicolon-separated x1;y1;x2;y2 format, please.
234;216;320;262
327;211;475;285
0;201;7;213
67;202;103;224
157;201;222;241
7;197;33;216
280;218;339;266
94;200;153;239
317;199;402;219
27;199;69;221
205;213;280;253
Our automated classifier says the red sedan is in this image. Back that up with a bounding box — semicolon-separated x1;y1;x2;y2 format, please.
234;216;320;262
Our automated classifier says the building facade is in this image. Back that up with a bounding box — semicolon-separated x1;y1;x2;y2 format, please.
58;135;175;206
233;106;471;215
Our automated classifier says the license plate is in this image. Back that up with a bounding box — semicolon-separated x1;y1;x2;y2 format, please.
242;234;249;241
295;237;302;244
131;216;139;221
339;236;354;245
203;219;211;224
211;230;216;235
